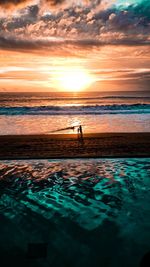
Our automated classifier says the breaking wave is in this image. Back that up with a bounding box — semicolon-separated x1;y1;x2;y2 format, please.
0;103;150;116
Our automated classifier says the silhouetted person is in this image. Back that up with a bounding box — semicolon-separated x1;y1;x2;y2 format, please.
79;125;83;140
77;125;84;144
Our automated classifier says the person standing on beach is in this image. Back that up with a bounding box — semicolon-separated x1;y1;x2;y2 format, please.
77;125;84;144
79;125;83;140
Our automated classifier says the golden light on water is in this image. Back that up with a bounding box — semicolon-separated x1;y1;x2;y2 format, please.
54;67;95;92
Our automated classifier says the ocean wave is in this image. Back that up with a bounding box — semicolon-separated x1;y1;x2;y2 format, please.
0;96;150;102
0;93;150;102
0;103;150;115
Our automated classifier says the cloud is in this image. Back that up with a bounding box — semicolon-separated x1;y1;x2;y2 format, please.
0;0;65;7
0;0;28;5
0;0;150;51
0;0;101;9
0;0;32;9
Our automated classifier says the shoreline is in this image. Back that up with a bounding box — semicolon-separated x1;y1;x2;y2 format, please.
0;133;150;159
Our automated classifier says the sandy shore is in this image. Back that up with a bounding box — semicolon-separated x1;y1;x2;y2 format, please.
0;133;149;159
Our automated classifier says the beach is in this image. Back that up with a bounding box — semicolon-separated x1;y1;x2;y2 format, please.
0;133;150;159
1;1;150;265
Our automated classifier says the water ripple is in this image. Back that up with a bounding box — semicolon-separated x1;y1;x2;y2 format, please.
0;159;149;230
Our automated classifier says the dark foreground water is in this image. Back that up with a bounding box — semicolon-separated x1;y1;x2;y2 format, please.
0;158;150;267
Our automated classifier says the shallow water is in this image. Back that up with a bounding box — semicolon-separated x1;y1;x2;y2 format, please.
0;158;150;267
0;113;150;134
0;91;150;134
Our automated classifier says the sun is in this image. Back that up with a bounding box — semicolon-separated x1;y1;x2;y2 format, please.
55;67;94;92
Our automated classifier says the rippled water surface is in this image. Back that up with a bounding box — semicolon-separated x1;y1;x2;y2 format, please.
0;158;150;267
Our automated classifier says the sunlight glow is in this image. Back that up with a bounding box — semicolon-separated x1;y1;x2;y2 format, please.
55;67;94;92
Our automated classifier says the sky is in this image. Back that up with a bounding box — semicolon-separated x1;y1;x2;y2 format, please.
0;0;150;92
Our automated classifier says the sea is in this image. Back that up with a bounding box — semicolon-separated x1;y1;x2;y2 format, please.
0;90;150;134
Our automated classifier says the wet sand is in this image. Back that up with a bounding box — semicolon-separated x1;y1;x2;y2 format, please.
0;133;149;159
